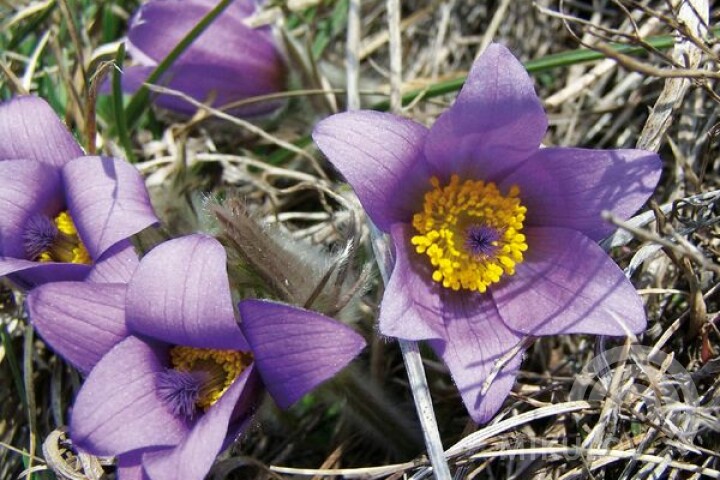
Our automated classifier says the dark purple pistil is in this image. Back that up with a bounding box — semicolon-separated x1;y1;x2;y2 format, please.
464;225;502;258
157;370;207;418
23;215;58;260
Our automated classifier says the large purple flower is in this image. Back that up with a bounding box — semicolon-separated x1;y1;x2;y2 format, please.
27;234;365;480
0;96;157;287
122;0;287;116
313;44;662;423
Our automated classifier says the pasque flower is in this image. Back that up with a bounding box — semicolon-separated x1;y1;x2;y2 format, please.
27;234;365;480
313;44;662;423
0;96;157;287
122;0;287;116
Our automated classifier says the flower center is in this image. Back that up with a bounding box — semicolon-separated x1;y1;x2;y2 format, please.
157;346;253;418
24;211;91;264
410;174;528;293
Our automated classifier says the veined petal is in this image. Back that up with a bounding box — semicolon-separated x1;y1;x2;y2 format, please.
27;282;129;374
0;96;84;168
238;299;365;409
313;110;430;231
492;227;647;336
63;156;158;260
127;235;249;350
0;159;62;258
142;366;256;480
378;223;445;340
424;44;547;182
501;147;662;241
86;241;140;284
71;336;190;456
429;292;525;424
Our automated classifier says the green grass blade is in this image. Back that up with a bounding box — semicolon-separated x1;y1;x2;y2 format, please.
112;42;136;163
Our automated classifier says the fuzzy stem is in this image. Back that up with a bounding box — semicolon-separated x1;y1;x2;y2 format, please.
369;224;451;479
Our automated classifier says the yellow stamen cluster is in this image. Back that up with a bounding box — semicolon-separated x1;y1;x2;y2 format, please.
411;174;528;292
170;346;253;410
39;211;91;264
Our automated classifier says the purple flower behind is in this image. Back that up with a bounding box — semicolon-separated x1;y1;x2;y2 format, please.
0;96;158;287
27;234;365;480
312;44;663;423
122;0;287;117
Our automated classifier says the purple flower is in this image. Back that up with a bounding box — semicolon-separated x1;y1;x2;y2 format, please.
27;234;365;479
0;96;158;287
312;44;662;423
122;0;287;117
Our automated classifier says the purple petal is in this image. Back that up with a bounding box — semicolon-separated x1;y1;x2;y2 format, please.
124;0;286;116
127;0;277;68
116;451;150;480
71;336;190;456
0;260;90;289
0;96;84;168
424;44;547;182
142;366;256;480
238;299;366;409
27;282;129;374
0;159;62;258
62;156;157;260
114;65;155;92
222;371;262;450
127;62;286;117
501;148;662;241
379;223;445;340
86;240;140;284
126;235;249;350
491;227;647;336
313;110;431;231
428;292;525;424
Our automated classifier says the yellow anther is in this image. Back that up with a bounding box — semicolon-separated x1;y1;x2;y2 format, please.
410;175;528;292
170;346;253;410
37;211;91;264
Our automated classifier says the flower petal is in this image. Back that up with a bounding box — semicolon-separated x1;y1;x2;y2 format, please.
428;292;525;424
0;159;62;259
126;235;249;350
86;240;140;284
0;259;90;289
71;336;189;456
141;366;256;480
116;450;150;480
492;227;647;336
27;282;129;374
313;110;430;231
379;223;445;340
238;299;366;409
424;44;547;182
63;156;158;260
127;0;277;68
501;148;662;241
0;96;84;168
142;62;286;117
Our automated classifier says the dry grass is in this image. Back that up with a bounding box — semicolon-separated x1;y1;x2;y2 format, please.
0;0;718;478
